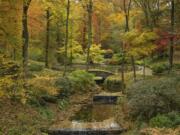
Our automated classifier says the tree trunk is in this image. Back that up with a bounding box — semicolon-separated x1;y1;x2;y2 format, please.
22;0;31;80
143;58;146;79
125;14;129;32
169;0;175;71
56;23;60;47
121;0;131;92
13;48;16;61
81;13;87;51
86;0;93;71
45;8;50;68
131;56;136;81
70;20;73;65
63;0;70;76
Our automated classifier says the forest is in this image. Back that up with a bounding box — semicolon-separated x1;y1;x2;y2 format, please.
0;0;180;135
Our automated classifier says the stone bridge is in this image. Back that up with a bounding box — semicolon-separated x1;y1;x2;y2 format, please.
88;69;115;84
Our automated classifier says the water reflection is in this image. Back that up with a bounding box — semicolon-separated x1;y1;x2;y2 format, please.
68;104;120;130
70;104;117;122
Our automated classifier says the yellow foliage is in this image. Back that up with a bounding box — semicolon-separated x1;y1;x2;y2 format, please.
29;76;59;96
0;90;4;97
107;13;124;26
0;76;25;100
122;29;158;58
89;44;105;63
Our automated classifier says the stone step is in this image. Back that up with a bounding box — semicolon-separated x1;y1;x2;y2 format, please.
93;92;123;104
47;128;125;135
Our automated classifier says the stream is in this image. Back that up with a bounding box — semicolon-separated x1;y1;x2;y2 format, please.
47;92;124;135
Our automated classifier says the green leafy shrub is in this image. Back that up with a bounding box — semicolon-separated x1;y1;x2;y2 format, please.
38;107;54;120
149;114;173;128
58;99;69;110
55;77;73;98
28;61;44;72
127;75;180;120
56;70;96;98
167;111;180;127
151;63;169;74
149;112;180;128
104;75;125;92
68;70;96;92
135;60;144;66
29;47;44;62
174;64;180;70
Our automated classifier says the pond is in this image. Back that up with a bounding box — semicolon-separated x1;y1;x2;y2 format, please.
70;104;118;122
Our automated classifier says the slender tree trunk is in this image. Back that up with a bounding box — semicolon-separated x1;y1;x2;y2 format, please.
143;58;146;79
86;0;93;71
98;17;102;44
125;14;129;32
13;48;16;61
45;8;50;68
63;0;70;76
121;0;131;91
56;22;61;47
121;0;126;92
126;1;137;81
70;20;73;65
131;56;136;81
82;13;87;51
22;0;31;80
169;0;175;71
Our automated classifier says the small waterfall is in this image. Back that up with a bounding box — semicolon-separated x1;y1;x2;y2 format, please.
47;94;125;135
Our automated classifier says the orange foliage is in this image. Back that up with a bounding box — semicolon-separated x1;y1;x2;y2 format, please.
28;0;46;37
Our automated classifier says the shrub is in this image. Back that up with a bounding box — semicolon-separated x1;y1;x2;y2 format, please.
56;70;96;98
167;111;180;127
108;53;128;65
174;64;180;70
149;112;180;128
0;76;25;101
68;70;96;92
28;76;59;106
127;75;180;120
151;63;169;74
29;47;44;62
104;75;125;92
58;99;69;110
38;107;54;120
135;60;144;66
149;114;173;128
55;77;73;98
28;61;44;72
0;58;25;102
